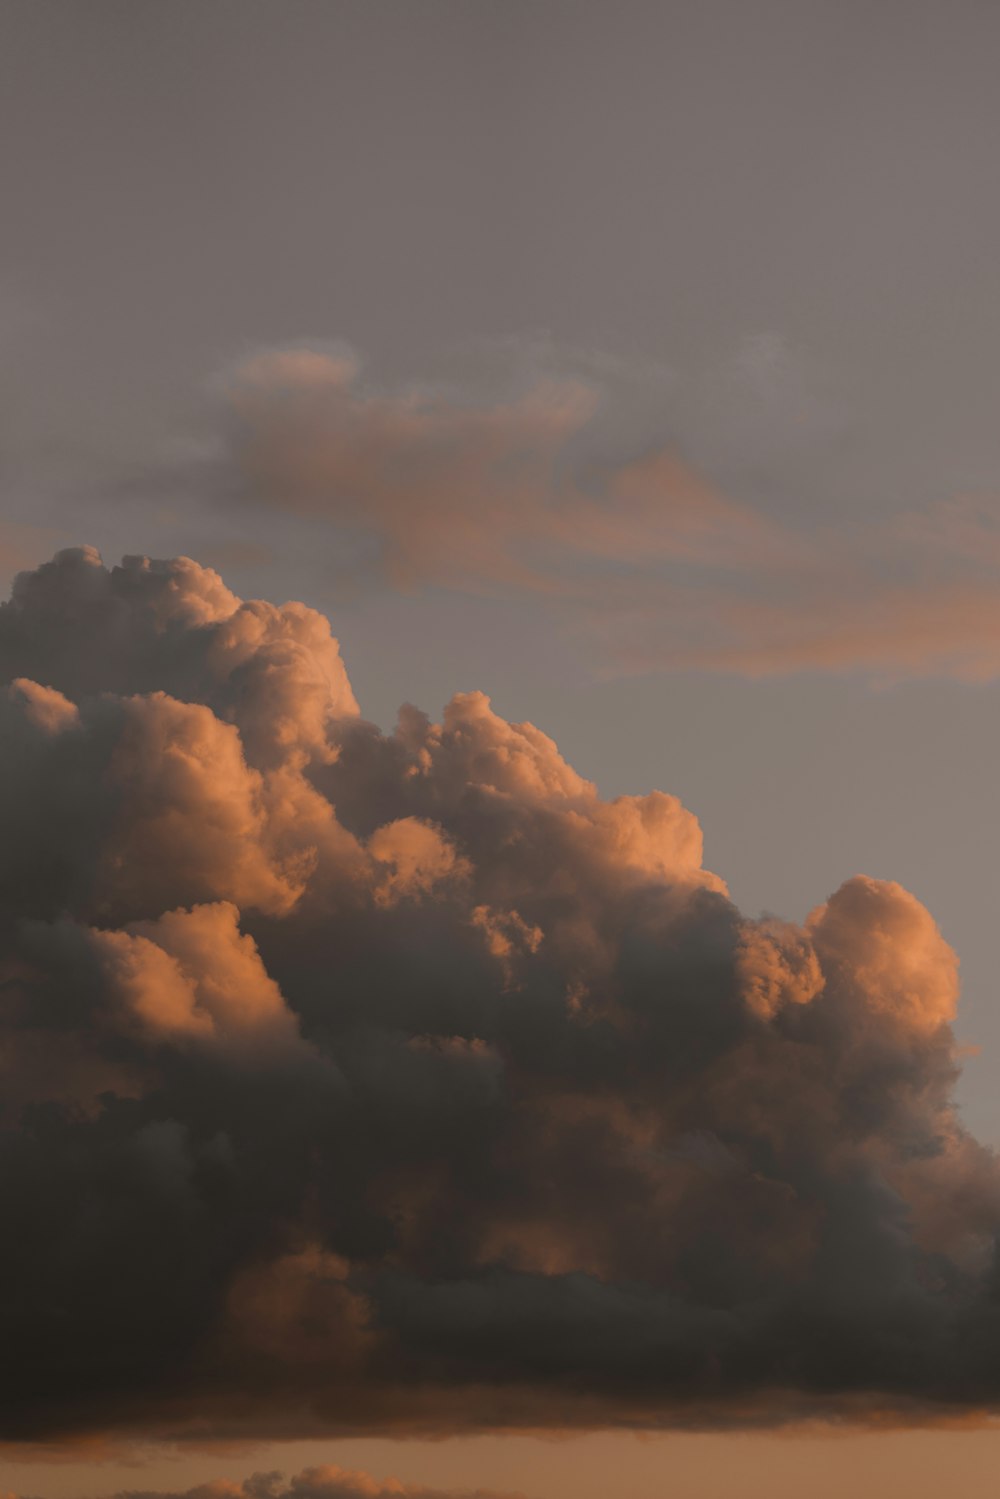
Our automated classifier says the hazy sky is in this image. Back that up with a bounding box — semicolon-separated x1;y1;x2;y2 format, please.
4;3;1000;1496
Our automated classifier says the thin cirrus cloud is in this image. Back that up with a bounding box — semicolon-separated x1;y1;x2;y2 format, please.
169;342;1000;683
3;544;1000;1448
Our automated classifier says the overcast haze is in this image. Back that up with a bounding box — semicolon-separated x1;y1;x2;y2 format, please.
4;3;1000;1497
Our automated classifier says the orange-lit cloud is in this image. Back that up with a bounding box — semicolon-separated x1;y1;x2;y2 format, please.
14;1469;528;1499
216;346;796;591
1;547;999;1445
188;346;1000;682
612;575;1000;681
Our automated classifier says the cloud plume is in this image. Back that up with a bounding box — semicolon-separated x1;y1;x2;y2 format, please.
2;546;1000;1445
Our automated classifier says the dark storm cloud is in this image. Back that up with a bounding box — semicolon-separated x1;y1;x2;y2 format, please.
2;547;1000;1445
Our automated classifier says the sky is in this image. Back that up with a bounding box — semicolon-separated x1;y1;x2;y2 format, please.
3;2;1000;1496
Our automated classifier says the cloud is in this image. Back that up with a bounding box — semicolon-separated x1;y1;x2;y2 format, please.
15;1469;528;1499
2;547;1000;1444
0;545;358;765
213;343;789;596
8;336;1000;683
143;340;1000;683
87;902;302;1051
610;572;1000;682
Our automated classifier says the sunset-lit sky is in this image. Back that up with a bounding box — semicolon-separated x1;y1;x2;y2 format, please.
4;3;1000;1497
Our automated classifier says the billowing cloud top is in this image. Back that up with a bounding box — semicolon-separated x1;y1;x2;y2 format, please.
1;547;999;1445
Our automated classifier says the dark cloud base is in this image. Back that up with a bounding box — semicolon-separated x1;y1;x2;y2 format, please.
2;548;1000;1446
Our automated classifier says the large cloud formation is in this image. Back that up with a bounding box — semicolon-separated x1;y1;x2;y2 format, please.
2;546;1000;1446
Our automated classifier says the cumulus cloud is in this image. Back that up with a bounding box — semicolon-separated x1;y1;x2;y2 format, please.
1;547;1000;1445
0;546;358;765
88;902;302;1051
